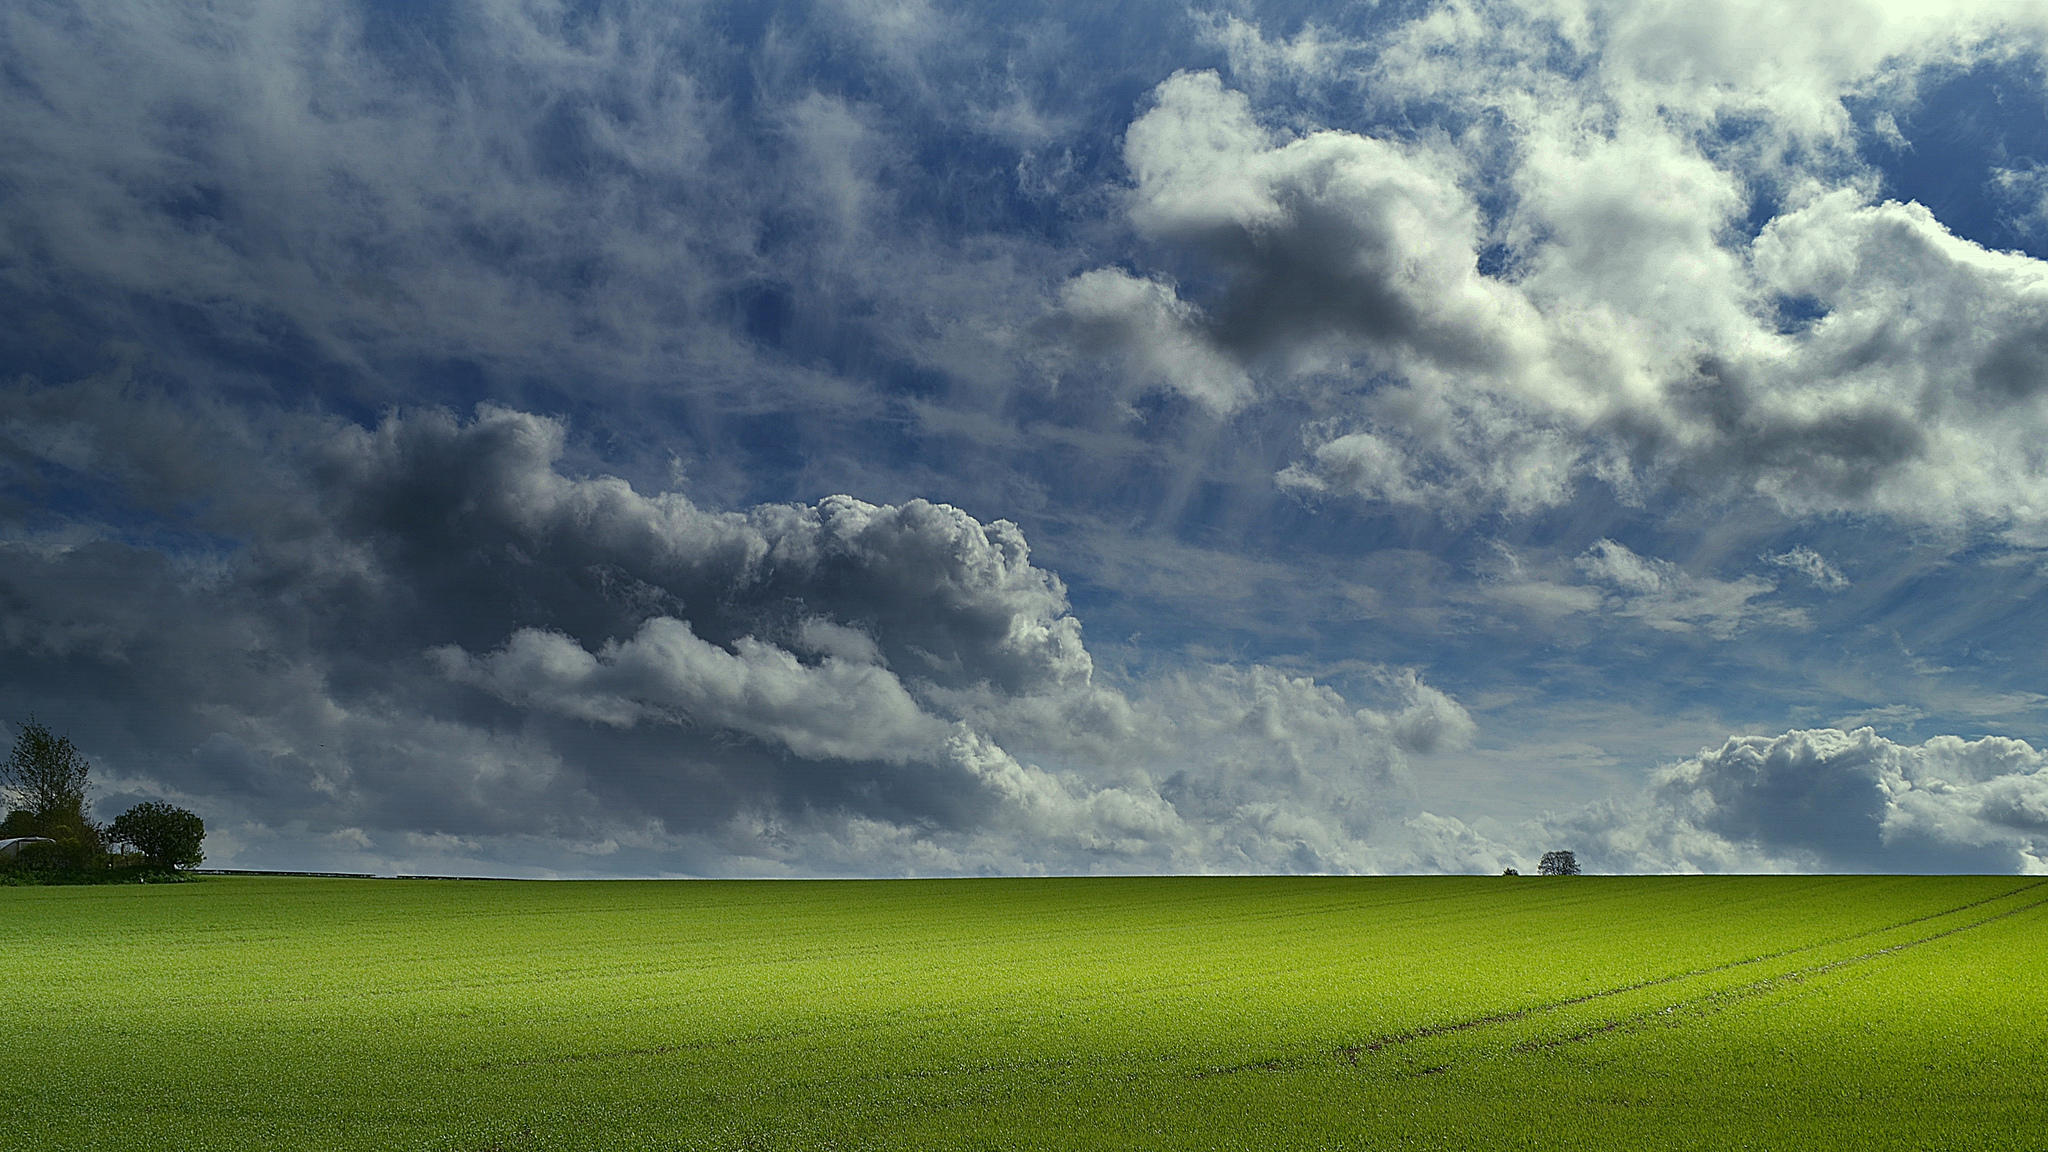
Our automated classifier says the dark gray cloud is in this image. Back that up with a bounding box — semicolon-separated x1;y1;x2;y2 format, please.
0;390;1478;875
312;405;1092;694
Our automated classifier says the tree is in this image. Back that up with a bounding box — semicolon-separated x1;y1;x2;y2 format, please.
109;802;206;869
3;716;91;822
1538;850;1580;876
1;718;104;869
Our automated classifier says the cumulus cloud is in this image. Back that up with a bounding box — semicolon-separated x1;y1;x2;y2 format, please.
1107;69;1545;379
1077;6;2048;533
1056;268;1252;412
1547;727;2048;874
313;404;1095;695
1383;670;1479;755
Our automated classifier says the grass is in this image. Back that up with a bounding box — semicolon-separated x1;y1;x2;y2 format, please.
3;874;2043;1150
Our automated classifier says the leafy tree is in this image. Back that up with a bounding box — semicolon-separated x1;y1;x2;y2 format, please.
30;808;106;871
4;716;92;823
1538;850;1580;876
110;802;206;869
1;718;105;871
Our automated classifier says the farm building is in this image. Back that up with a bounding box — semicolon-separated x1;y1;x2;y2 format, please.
0;836;57;859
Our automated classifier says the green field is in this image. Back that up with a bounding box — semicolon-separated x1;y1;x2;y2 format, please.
4;875;2043;1150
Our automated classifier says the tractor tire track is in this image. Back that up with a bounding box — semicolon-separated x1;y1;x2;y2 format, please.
1194;879;2046;1081
1512;881;2048;1056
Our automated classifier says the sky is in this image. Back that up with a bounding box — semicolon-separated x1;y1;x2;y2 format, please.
5;0;2048;877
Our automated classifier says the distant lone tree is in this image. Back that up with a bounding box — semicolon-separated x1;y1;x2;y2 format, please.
1538;850;1580;876
109;802;206;869
1501;868;1519;876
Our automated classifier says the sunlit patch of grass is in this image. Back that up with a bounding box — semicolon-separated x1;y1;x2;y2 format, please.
3;875;2042;1149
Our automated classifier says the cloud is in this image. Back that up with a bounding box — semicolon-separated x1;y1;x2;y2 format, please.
0;0;740;381
0;0;1098;483
1477;539;1799;638
9;2;2048;880
1546;727;2048;874
1741;192;2048;522
1078;9;2048;533
1575;539;1795;637
1056;268;1252;412
312;404;1095;695
1196;12;1353;88
1384;670;1479;755
434;620;950;762
1764;545;1850;590
1111;69;1545;379
0;390;1490;875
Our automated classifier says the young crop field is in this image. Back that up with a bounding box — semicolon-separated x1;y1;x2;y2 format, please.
4;874;2043;1150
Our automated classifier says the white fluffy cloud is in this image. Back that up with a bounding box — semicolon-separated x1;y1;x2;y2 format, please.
1069;70;1546;410
1548;727;2048;874
1079;7;2048;533
414;487;1488;873
1057;268;1252;412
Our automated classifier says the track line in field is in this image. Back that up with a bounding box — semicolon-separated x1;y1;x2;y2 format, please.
472;1031;798;1071
468;881;2044;1084
1337;879;2048;1063
1193;879;2046;1081
1511;882;2048;1056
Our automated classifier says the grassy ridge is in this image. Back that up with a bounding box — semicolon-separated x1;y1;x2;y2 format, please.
3;875;2043;1150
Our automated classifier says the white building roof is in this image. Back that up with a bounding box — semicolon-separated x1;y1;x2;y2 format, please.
0;836;57;858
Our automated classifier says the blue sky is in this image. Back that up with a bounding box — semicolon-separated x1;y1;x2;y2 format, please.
5;0;2048;876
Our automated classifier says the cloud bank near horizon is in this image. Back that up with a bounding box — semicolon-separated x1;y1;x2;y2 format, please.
5;397;2042;876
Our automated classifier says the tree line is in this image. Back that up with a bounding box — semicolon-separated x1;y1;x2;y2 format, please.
1;717;205;881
